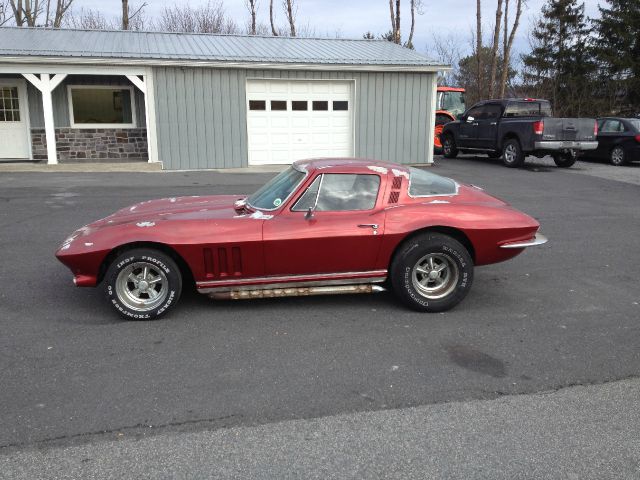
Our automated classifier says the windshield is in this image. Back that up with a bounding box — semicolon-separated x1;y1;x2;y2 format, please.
247;167;306;210
440;91;466;118
408;167;458;196
627;119;640;131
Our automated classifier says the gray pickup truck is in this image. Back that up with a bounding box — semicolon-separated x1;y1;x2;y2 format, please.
440;99;598;168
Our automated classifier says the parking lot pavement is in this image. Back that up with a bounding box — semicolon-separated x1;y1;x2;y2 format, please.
0;158;639;464
2;377;639;479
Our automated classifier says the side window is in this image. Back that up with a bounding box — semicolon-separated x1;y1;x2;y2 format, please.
292;175;322;211
483;105;502;120
466;106;483;120
293;174;380;211
601;120;622;133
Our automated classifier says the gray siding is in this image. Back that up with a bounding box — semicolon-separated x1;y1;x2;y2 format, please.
153;67;436;170
27;75;146;129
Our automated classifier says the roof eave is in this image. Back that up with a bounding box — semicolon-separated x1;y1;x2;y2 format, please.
0;55;451;73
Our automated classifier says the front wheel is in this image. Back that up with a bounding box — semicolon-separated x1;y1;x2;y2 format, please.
442;134;459;159
104;248;182;320
610;146;626;166
553;152;577;168
390;233;474;312
502;139;525;168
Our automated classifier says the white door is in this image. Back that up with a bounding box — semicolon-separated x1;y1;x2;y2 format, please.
246;80;353;165
0;80;30;160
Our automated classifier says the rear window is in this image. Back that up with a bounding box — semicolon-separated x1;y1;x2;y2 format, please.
408;167;457;197
503;101;553;118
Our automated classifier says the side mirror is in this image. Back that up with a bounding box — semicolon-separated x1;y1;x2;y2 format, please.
304;207;314;220
466;116;475;123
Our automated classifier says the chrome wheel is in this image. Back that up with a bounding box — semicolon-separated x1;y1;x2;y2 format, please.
611;147;624;166
443;138;451;155
115;262;169;312
411;253;459;300
504;144;517;164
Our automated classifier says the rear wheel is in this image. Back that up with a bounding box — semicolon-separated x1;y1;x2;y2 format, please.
434;114;452;154
390;233;474;312
610;146;626;166
105;248;182;320
442;134;459;159
553;152;577;168
502;139;525;168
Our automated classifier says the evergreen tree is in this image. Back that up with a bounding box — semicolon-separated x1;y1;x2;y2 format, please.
592;0;640;115
522;0;595;116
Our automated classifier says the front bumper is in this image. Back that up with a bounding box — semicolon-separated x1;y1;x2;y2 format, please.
534;141;598;151
500;233;548;249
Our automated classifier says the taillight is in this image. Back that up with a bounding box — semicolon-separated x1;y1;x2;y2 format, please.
635;134;640;143
594;121;599;136
533;120;544;135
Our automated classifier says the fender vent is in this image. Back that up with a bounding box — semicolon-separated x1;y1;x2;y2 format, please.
203;247;243;278
392;177;403;190
388;191;400;204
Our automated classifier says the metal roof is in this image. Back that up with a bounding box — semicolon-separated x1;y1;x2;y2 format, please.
0;27;446;70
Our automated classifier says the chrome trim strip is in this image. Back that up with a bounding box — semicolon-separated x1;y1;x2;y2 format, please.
500;233;548;249
197;272;387;293
534;141;598;150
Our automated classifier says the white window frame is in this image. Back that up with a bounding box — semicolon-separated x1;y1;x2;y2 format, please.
67;84;137;129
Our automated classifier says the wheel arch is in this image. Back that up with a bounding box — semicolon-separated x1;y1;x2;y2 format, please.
499;132;521;150
97;241;194;286
389;226;476;268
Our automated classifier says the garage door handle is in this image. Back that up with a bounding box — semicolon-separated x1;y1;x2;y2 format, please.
358;224;379;229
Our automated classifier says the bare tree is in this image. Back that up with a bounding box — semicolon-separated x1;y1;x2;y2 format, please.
65;7;113;29
406;0;424;49
157;1;238;34
476;0;482;99
7;0;73;27
499;0;524;97
122;0;146;30
388;0;401;44
428;32;465;85
282;0;295;36
245;0;257;35
269;0;277;35
1;0;13;25
488;0;504;98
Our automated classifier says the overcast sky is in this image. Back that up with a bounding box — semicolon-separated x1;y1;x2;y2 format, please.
80;0;603;57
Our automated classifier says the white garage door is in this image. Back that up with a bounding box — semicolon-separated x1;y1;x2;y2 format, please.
246;80;353;165
0;80;30;160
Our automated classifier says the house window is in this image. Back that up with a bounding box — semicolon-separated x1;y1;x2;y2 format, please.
312;101;328;111
68;86;135;128
292;101;308;111
333;101;349;111
0;87;20;122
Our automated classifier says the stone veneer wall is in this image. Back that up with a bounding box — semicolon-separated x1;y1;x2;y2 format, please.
31;128;148;162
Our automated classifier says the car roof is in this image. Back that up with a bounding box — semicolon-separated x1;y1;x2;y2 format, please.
293;158;411;175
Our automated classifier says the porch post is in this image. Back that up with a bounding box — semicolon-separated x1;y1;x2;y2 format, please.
127;71;159;164
22;73;67;165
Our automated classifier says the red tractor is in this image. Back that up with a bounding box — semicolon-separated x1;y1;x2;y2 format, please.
434;87;466;154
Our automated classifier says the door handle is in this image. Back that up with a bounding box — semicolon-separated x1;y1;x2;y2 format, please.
473;122;479;126
490;122;497;125
358;224;379;229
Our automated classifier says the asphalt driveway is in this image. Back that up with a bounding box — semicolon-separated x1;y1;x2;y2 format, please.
0;155;638;457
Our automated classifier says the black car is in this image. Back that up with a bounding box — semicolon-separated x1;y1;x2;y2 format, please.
589;117;640;166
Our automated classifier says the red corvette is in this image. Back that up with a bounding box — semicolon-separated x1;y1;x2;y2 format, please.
56;158;547;320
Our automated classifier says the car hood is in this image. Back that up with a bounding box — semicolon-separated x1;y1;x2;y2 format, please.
91;195;248;228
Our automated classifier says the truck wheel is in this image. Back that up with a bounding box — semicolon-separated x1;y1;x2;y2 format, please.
442;134;458;159
553;153;576;168
390;233;474;313
610;146;626;166
502;139;525;168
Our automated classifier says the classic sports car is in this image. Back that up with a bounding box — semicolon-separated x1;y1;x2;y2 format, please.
56;158;547;320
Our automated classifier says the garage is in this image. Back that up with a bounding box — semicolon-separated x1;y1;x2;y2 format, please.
0;28;445;169
246;79;353;165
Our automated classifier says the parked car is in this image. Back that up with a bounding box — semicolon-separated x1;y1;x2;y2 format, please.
440;98;598;168
56;158;547;320
586;117;640;166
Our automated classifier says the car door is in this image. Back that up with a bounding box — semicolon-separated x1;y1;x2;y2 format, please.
596;119;622;159
458;105;484;148
262;172;386;276
475;104;502;149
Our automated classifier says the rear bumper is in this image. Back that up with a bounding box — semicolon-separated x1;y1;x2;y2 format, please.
500;233;548;249
534;141;598;151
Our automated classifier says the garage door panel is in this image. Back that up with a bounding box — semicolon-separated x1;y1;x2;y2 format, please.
247;79;353;165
